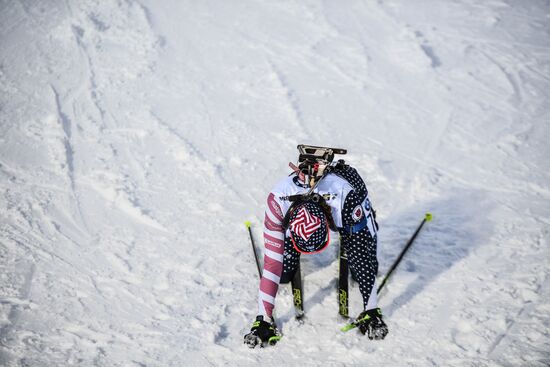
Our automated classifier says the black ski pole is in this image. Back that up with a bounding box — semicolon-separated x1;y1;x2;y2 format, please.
246;221;303;323
342;213;433;333
245;221;282;328
244;221;282;345
377;213;433;294
245;221;262;278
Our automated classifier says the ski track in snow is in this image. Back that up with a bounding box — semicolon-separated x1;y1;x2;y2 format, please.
1;0;549;366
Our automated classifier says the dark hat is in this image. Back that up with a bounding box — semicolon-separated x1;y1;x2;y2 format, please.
288;201;330;254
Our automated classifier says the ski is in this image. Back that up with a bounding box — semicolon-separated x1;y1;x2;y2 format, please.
291;261;305;319
338;239;349;318
340;317;363;332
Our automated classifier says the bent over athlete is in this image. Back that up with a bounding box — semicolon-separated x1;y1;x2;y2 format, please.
244;145;388;348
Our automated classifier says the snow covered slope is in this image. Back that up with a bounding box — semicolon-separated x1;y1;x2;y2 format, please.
1;0;549;366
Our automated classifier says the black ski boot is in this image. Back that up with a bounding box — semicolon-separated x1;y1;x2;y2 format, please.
355;308;388;340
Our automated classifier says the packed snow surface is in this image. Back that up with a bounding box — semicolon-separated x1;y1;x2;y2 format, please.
1;0;549;366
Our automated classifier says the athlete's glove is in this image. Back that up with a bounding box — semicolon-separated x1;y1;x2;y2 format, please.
355;308;388;340
243;315;281;348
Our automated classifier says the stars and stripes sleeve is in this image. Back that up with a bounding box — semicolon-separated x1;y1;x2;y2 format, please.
257;192;285;319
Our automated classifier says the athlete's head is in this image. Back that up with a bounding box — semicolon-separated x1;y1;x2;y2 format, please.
287;201;330;254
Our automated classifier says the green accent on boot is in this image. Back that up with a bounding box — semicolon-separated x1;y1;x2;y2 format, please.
268;335;282;345
341;323;357;332
341;313;371;332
